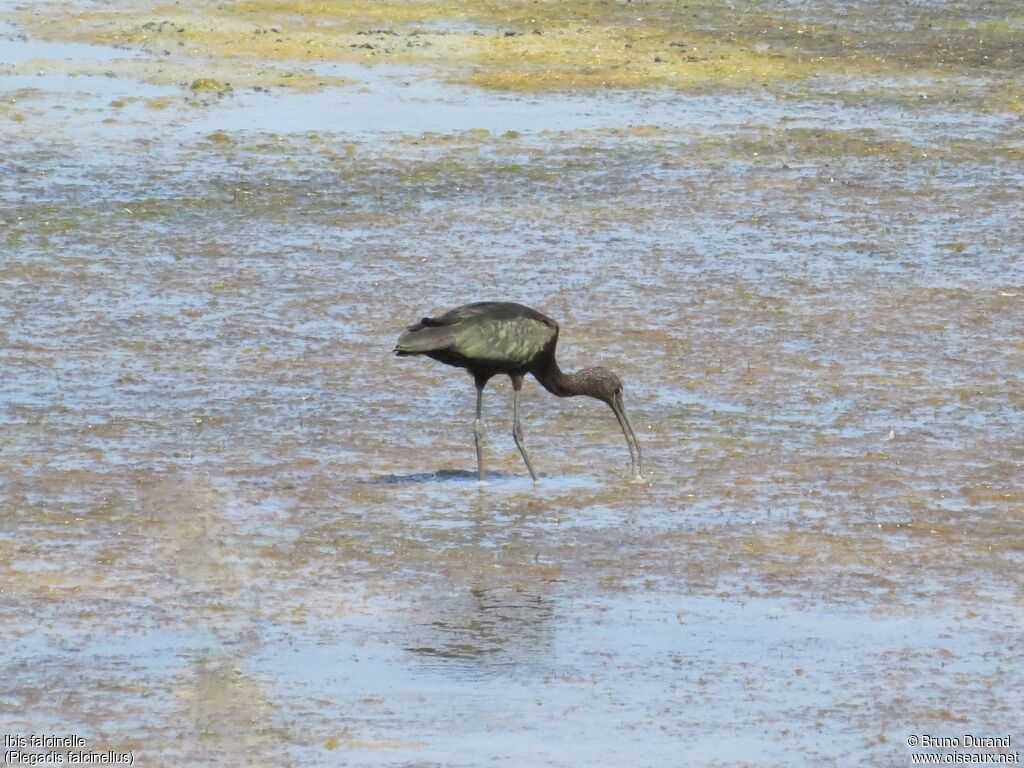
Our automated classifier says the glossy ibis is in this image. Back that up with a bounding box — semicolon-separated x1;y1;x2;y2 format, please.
395;301;643;482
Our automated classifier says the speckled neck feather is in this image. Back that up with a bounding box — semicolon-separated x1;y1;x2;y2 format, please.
534;359;607;401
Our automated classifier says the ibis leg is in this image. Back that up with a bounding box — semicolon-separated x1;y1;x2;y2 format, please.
473;379;486;482
511;375;539;482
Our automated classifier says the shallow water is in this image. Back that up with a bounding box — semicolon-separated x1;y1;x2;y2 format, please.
2;2;1023;766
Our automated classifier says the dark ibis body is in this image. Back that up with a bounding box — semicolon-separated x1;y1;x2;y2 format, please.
394;301;643;482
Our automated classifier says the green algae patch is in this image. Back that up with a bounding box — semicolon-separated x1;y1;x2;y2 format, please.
0;55;346;93
190;77;231;93
14;0;1023;96
983;80;1024;113
704;127;931;163
204;130;234;144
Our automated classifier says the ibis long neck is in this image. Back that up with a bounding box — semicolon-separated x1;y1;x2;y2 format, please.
534;357;598;399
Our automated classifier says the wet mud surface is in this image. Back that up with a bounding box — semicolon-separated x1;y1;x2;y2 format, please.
2;1;1023;766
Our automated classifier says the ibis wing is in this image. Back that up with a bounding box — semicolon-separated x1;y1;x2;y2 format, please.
395;307;469;354
395;324;455;355
396;302;558;366
451;315;555;369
